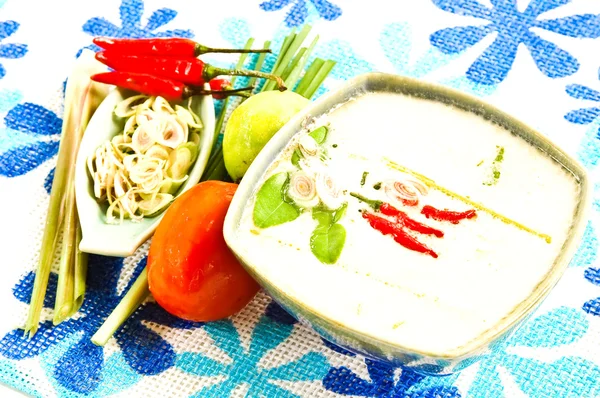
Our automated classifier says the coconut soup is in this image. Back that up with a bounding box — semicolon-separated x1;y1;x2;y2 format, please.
234;92;580;356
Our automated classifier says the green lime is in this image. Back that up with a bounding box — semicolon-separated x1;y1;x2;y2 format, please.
223;90;310;182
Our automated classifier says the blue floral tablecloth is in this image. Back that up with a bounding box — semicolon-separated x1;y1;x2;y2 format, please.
1;0;600;397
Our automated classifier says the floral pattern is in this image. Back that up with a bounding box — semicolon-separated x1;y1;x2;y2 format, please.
583;267;600;316
430;0;600;85
0;20;27;79
1;0;600;396
564;84;600;126
265;302;461;397
563;82;600;168
380;22;497;97
81;0;193;54
259;0;342;27
177;308;330;397
0;256;202;394
324;357;460;397
0;103;61;180
572;222;600;317
0;358;41;397
465;307;600;397
0;88;21;114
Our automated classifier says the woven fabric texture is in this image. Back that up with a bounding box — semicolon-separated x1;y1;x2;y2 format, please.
1;0;600;397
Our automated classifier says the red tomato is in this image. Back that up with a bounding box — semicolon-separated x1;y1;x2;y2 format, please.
147;181;259;321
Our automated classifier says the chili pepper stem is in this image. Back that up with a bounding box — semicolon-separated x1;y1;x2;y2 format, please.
195;44;271;56
183;86;255;99
350;192;382;211
203;65;287;91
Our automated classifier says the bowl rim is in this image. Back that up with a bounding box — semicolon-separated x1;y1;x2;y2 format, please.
223;72;592;360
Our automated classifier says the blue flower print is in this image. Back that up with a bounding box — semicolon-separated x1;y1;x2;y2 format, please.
323;354;460;397
33;331;142;397
263;302;460;397
0;357;43;398
380;22;497;98
260;0;342;27
0;103;61;180
583;267;600;316
564;84;600;125
177;307;330;397
0;89;73;193
0;20;27;79
0;88;21;113
81;0;193;54
563;83;600;168
465;307;600;397
574;222;600;316
571;221;599;270
430;0;600;85
0;255;202;394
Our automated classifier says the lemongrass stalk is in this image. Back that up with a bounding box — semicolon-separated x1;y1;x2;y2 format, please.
213;38;255;141
25;50;110;336
296;58;324;97
204;39;256;182
272;31;295;73
286;35;319;89
303;59;336;99
260;33;293;93
201;145;223;182
264;31;296;88
71;219;88;315
209;157;232;183
91;268;150;346
263;25;311;92
281;48;307;82
247;40;271;89
203;146;231;183
55;51;109;324
53;185;76;324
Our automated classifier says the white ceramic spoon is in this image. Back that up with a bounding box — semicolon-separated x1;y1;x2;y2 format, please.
75;88;216;257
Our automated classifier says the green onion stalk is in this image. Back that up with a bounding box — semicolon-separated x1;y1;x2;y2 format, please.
24;50;110;336
91;26;338;345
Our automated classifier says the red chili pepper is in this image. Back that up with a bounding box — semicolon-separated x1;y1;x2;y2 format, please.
209;78;233;91
93;37;271;57
421;205;477;224
91;72;254;101
399;213;444;238
363;212;438;258
95;51;286;90
379;203;444;238
379;202;401;217
209;78;235;100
